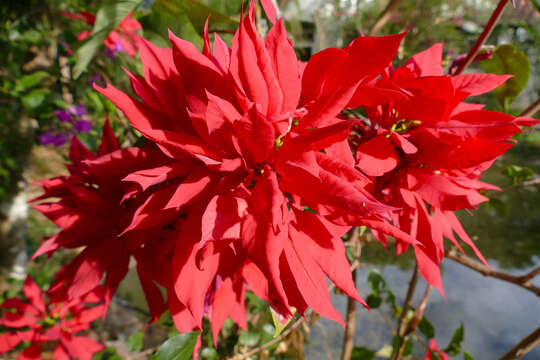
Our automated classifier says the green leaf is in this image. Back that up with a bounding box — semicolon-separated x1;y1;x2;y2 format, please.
480;44;530;110
200;347;218;360
502;165;535;185
127;331;144;352
444;324;464;356
367;269;386;295
21;89;46;109
149;331;200;360
73;0;142;78
270;306;295;337
419;317;435;339
93;347;123;360
351;346;375;360
366;294;382;309
463;351;475;360
375;344;393;358
402;338;413;357
238;331;260;347
153;0;236;34
13;71;49;93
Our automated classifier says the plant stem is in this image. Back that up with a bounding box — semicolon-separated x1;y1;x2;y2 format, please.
519;97;540;117
454;0;511;75
369;0;405;36
397;265;419;337
340;228;362;360
447;247;540;297
499;326;540;360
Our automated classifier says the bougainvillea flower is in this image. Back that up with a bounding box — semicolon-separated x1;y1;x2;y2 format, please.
61;10;141;56
352;43;538;293
0;277;104;360
94;0;419;337
32;120;173;320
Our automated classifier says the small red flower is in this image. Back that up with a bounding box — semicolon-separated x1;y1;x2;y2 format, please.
0;277;104;360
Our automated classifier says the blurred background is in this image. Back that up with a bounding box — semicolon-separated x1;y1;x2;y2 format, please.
0;0;539;359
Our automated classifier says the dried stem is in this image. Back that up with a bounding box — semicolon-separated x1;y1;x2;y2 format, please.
447;247;540;297
369;0;404;36
340;228;362;360
499;326;540;360
454;0;511;75
519;97;540;117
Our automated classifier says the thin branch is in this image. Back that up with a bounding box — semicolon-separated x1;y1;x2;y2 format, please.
454;0;511;75
503;177;540;192
519;97;540;117
341;228;362;360
499;326;540;360
447;247;540;297
397;265;419;337
369;0;405;36
393;284;433;360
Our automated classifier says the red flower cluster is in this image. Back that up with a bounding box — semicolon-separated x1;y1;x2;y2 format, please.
61;10;141;56
0;277;104;359
3;0;536;357
350;43;537;294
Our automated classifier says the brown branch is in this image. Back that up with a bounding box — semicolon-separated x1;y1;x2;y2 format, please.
503;177;540;192
369;0;405;36
447;247;540;297
519;97;540;117
454;0;511;75
397;265;419;337
393;284;433;360
499;326;540;360
341;228;362;360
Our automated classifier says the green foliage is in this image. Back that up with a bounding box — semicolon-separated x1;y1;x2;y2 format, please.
93;347;123;360
351;346;375;360
127;331;144;352
73;0;142;78
444;324;464;356
502;165;535;185
463;351;475;360
200;347;218;360
270;306;294;337
419;317;435;339
481;44;531;111
149;331;200;360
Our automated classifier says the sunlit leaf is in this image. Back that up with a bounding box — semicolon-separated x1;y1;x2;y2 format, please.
127;331;144;352
149;331;200;360
480;44;530;110
270;306;295;337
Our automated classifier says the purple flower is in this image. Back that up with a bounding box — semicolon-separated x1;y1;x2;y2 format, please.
74;118;92;133
69;104;87;117
54;109;73;123
88;74;104;87
38;131;69;147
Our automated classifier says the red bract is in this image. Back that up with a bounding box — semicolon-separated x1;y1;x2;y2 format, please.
61;10;141;56
424;339;449;360
32;121;173;321
94;0;418;337
0;277;104;360
352;43;538;293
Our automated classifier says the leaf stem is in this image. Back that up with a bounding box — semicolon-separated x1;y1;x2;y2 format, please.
454;0;511;75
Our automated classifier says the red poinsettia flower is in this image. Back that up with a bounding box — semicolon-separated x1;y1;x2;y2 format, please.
424;339;449;360
352;43;538;293
61;10;141;56
32;120;173;321
94;0;418;337
0;277;104;360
